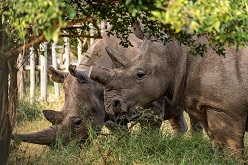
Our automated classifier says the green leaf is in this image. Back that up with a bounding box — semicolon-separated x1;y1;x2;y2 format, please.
67;6;76;19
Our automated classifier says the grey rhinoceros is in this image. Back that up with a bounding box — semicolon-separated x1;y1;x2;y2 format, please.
89;24;248;156
12;32;193;146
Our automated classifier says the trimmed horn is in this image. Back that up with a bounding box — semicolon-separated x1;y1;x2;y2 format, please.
105;47;130;68
47;66;68;83
89;66;114;85
68;64;77;75
43;110;64;125
12;127;56;145
69;64;88;83
133;20;145;40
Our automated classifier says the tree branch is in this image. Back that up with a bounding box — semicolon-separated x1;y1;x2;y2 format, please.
62;17;95;29
5;17;95;59
6;33;45;59
59;34;102;38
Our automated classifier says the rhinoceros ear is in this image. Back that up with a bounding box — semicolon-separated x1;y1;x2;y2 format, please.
68;64;88;83
89;66;115;86
47;66;68;83
133;20;144;40
43;110;64;125
105;47;130;68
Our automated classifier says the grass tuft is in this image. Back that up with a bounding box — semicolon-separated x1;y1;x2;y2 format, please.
17;98;43;123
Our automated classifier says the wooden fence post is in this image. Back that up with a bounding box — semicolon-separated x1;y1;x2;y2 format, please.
17;53;25;98
101;20;106;33
30;47;35;102
64;37;70;71
40;42;48;101
90;23;94;45
77;38;82;65
52;43;60;101
107;22;110;29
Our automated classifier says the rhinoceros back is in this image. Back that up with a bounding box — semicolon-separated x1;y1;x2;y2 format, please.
78;32;142;71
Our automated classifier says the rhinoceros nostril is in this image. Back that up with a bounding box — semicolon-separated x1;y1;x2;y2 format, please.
113;100;121;108
112;100;122;114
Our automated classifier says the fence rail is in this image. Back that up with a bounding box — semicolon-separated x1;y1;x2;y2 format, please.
18;21;108;102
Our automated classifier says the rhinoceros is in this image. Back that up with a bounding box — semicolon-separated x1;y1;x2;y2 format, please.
89;24;248;156
12;31;195;146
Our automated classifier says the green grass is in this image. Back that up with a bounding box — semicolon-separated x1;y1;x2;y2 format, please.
16;99;43;122
9;85;248;165
9;112;248;164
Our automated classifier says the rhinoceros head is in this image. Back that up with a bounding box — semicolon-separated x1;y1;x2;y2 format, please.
89;25;185;116
89;43;173;115
13;66;105;145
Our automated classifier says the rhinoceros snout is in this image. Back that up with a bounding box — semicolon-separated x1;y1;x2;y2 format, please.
112;99;127;115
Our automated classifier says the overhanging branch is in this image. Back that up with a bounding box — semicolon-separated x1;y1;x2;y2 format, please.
62;17;95;29
59;34;102;38
6;34;45;59
5;17;95;59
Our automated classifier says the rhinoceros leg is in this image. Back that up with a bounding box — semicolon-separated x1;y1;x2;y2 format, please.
205;109;246;156
168;113;188;133
12;127;56;145
189;115;203;132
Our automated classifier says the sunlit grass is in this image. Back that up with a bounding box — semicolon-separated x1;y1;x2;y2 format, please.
9;84;248;164
10;110;248;164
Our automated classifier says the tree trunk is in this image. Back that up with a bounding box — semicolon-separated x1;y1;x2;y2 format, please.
17;53;26;98
0;53;11;165
0;8;11;163
8;55;18;129
0;53;17;165
0;8;18;164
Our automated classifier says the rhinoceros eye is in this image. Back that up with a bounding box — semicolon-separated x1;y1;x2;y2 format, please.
136;70;146;79
73;118;82;125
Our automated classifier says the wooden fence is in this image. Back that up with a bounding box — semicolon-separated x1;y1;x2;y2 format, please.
17;22;108;102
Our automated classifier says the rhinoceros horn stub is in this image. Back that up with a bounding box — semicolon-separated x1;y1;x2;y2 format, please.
89;66;115;85
68;64;77;76
105;46;130;68
68;64;88;83
47;66;68;83
133;20;145;40
43;110;64;125
12;127;56;145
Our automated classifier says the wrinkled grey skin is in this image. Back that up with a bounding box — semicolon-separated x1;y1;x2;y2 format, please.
12;66;106;145
90;25;248;156
12;32;191;146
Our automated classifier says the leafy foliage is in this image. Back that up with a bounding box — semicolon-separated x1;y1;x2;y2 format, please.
2;0;76;50
125;0;248;55
2;0;248;56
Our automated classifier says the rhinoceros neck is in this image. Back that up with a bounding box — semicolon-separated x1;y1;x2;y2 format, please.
171;51;188;107
156;39;188;108
138;39;188;108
